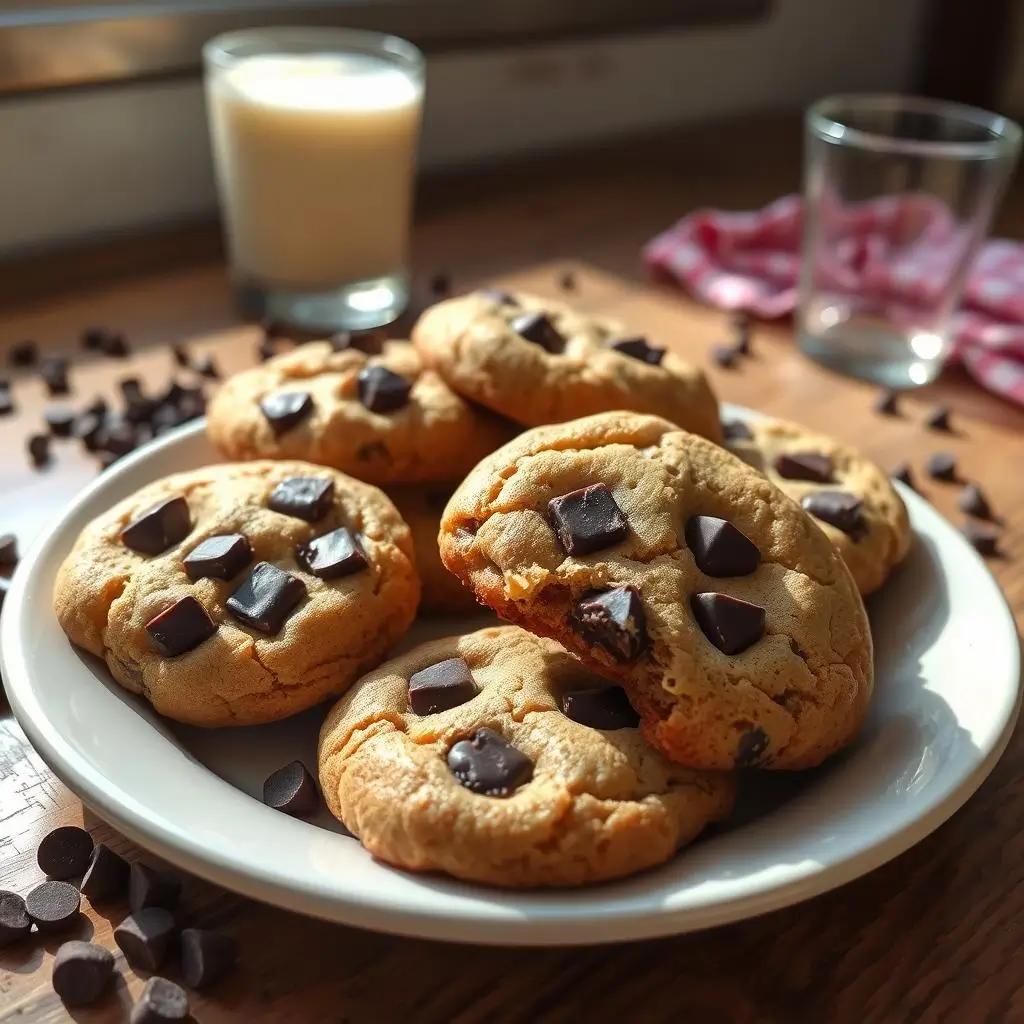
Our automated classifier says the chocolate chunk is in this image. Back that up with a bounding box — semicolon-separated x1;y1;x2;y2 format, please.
0;890;31;946
711;344;737;368
262;761;320;816
357;365;412;413
128;863;182;914
874;388;900;416
97;417;137;456
0;533;17;567
184;534;252;581
175;386;206;421
295;527;367;579
925;405;951;431
260;390;314;434
330;331;383;355
685;515;760;577
101;332;130;358
0;388;13;416
559;686;639;730
961;519;1000;556
180;927;239;989
268;475;335;522
548;483;628;556
41;356;70;396
145;596;217;657
722;419;753;442
121;496;191;555
11;339;38;366
736;726;770;768
891;461;915;489
802;491;865;537
131;976;189;1024
115;908;177;972
227;561;307;634
45;405;76;436
120;377;155;423
773;451;834;483
926;451;957;481
25;879;81;933
429;272;451;296
80;843;131;903
958;483;992;520
408;658;477;715
511;312;564;352
193;354;220;379
52;940;115;1006
558;270;577;292
27;432;51;468
479;289;517;306
691;592;766;655
37;825;94;880
447;728;533;797
611;336;665;365
573;585;648;661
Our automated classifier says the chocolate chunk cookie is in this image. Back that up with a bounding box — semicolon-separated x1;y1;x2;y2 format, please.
318;626;735;887
54;461;419;726
411;290;722;439
206;340;515;485
438;412;873;771
723;415;912;595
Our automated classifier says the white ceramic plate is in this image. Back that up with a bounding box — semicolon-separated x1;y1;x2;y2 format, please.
2;408;1020;946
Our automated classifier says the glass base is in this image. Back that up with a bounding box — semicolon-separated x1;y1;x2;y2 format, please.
237;271;409;332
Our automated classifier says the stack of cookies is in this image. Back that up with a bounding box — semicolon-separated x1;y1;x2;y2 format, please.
54;287;912;889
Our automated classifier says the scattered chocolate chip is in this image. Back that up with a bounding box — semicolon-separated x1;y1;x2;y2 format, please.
97;451;121;473
925;405;951;431
611;336;665;365
891;461;915;489
175;386;206;421
295;527;367;579
129;864;182;914
25;880;81;933
193;354;220;379
52;940;115;1006
548;483;628;556
44;405;76;437
0;891;31;946
131;976;189;1024
773;451;834;483
559;686;639;730
711;344;737;368
170;342;191;368
41;356;70;396
85;395;108;418
260;390;314;434
268;476;334;522
926;451;957;481
961;519;1000;556
408;658;477;715
101;331;129;358
573;585;648;661
447;729;533;797
558;270;576;291
736;726;770;768
10;339;38;366
180;927;239;989
184;534;252;581
145;596;217;657
429;272;451;296
121;378;157;423
802;491;865;537
330;331;383;355
958;483;992;520
691;592;766;655
685;515;760;577
80;843;131;903
257;337;277;362
0;388;13;416
227;561;307;634
874;388;900;416
357;365;412;413
96;418;137;456
722;419;753;442
121;496;191;555
28;433;51;468
511;312;564;352
37;825;94;880
0;533;17;567
263;761;320;816
115;908;177;972
478;289;517;306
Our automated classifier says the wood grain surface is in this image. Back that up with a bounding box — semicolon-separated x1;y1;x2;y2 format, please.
2;122;1024;1022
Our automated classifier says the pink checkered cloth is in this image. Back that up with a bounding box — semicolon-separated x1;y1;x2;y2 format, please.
644;194;1024;405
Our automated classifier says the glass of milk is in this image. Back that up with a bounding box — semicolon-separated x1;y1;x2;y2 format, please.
204;28;425;331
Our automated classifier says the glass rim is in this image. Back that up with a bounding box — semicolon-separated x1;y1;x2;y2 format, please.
807;93;1022;160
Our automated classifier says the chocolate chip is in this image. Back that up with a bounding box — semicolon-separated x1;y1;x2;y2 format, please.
357;365;412;413
268;475;334;522
180;928;238;989
262;761;320;816
0;891;31;947
958;483;992;520
131;976;189;1024
479;289;517;306
52;940;114;1006
37;825;94;880
330;331;384;355
227;562;307;634
961;519;1000;556
28;433;51;468
926;451;957;481
559;686;639;730
447;729;533;797
295;527;367;579
10;339;38;366
408;658;477;714
691;592;766;655
429;273;451;296
558;270;576;291
101;332;130;358
184;534;252;581
732;321;751;356
25;879;81;933
80;843;130;903
260;390;314;435
170;342;191;368
685;515;760;576
0;389;13;416
193;354;220;379
773;451;834;483
145;596;217;657
121;496;191;555
115;908;177;972
128;863;182;914
121;379;157;424
0;533;17;567
548;483;628;556
874;388;900;416
41;356;70;396
736;726;770;768
801;491;866;537
511;312;564;352
711;344;737;368
45;405;76;436
257;338;277;362
611;336;665;365
573;585;648;661
891;461;915;489
175;386;206;421
722;419;753;442
925;405;951;431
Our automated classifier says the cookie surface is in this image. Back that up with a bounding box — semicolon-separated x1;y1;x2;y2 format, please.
318;626;735;887
206;339;514;485
722;416;912;595
411;290;722;439
439;412;873;771
54;461;419;726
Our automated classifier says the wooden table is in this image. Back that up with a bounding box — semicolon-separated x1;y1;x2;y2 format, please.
3;121;1024;1022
